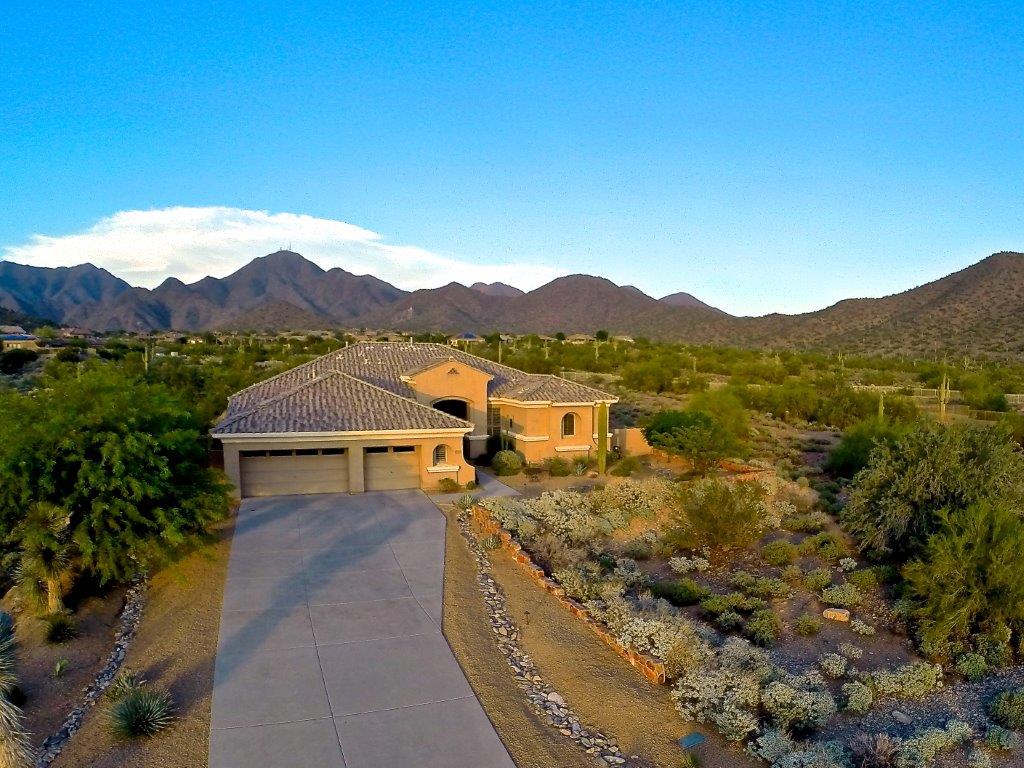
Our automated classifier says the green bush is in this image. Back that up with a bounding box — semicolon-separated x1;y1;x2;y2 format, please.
794;613;821;636
745;609;780;647
545;457;571;477
782;513;824;533
984;724;1021;751
871;662;943;699
642;409;743;473
715;610;743;631
108;688;176;738
105;668;147;700
825;418;908;478
610;455;642;477
989;688;1024;730
491;450;523;476
437;477;460;492
761;539;797;566
803;568;833;593
820;583;863;608
843;422;1024;559
652;578;711;607
663;478;770;552
45;614;78;644
842;681;874;714
846;567;879;592
904;500;1024;658
781;564;804;587
0;348;38;375
798;532;848;562
730;571;791;599
955;653;988;682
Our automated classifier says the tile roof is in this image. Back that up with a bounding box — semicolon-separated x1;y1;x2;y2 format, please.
212;371;473;435
215;342;615;436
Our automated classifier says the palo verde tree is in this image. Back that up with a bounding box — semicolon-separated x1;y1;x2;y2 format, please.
0;365;230;586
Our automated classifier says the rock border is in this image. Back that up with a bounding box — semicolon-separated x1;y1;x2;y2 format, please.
35;579;148;768
457;509;642;767
471;503;668;684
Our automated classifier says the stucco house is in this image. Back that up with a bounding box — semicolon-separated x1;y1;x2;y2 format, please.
212;342;616;498
0;333;39;351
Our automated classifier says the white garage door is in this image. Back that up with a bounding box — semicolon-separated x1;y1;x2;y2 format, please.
240;448;349;497
364;446;419;491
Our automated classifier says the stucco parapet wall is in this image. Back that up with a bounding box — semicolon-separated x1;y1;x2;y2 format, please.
470;504;668;685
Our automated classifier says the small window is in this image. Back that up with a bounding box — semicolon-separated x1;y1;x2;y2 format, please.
561;412;577;438
295;449;319;456
393;446;415;453
365;446;389;454
240;450;267;458
321;448;346;456
268;449;293;457
432;445;448;465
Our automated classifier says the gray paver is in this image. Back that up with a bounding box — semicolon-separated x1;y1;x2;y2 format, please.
211;490;514;768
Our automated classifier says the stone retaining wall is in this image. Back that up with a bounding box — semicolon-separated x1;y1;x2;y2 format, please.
471;504;667;685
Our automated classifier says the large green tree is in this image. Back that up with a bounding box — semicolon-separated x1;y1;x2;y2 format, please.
0;366;229;584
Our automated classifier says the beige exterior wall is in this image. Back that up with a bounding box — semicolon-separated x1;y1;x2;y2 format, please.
405;359;490;458
497;402;607;463
220;431;474;498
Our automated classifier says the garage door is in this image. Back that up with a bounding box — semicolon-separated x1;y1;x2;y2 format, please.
364;446;419;491
240;448;349;497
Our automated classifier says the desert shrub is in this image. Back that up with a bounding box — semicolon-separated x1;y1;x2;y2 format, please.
481;534;501;550
651;578;710;607
871;662;943;699
591;479;673;527
818;653;847;679
821;582;863;608
455;493;474;511
783;513;825;533
851;733;900;768
747;727;796;763
838;642;863;660
491;450;523;476
851;618;876;636
847;567;880;592
622;536;654;560
610;455;641;477
826;418;909;478
955;653;988;682
0;348;39;375
544;457;571;477
903;501;1024;659
664;478;773;552
465;480;478;490
798;532;849;563
762;539;797;566
668;555;709;574
526;532;584;572
761;680;837;735
842;681;874;714
602;599;712;673
989;687;1024;729
839;557;858;572
842;422;1024;559
699;595;732;617
437;477;459;492
781;564;805;587
552;563;605;601
746;609;781;647
803;568;833;593
45;614;78;644
966;748;992;768
897;720;972;768
975;625;1013;668
716;610;743;631
983;724;1021;751
794;614;821;636
642;409;744;473
108;687;176;738
731;572;791;600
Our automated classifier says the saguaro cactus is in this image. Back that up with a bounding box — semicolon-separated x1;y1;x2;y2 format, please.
596;402;609;474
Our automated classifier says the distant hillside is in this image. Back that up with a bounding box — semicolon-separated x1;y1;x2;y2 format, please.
469;281;524;298
2;249;1024;359
0;305;53;330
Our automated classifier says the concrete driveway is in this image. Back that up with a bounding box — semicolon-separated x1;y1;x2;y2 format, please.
210;491;516;768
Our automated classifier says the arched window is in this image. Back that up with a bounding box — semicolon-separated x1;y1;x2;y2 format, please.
432;444;448;466
561;412;577;438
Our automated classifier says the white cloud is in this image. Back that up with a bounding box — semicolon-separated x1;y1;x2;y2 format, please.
1;206;565;290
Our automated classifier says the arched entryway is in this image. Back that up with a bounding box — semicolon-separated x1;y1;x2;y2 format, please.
432;398;469;421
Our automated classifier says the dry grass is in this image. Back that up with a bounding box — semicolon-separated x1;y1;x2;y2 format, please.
54;518;233;768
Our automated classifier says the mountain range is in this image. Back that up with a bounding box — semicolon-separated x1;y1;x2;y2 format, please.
2;249;1023;358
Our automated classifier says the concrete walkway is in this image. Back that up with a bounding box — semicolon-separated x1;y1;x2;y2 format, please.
210;491;516;768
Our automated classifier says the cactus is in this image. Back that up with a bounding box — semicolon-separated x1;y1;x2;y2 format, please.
596;402;609;474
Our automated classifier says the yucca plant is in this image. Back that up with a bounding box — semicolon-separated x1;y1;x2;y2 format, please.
108;688;176;739
44;614;77;645
105;668;147;701
15;502;75;615
0;612;33;768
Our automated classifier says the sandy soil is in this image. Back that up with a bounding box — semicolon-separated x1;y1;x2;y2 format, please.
11;585;126;748
54;519;233;768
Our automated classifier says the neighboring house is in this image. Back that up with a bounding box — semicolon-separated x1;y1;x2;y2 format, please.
0;334;39;351
211;342;616;498
0;325;27;335
565;333;593;345
449;331;483;345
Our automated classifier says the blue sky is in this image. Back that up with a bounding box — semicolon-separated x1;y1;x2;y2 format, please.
2;1;1022;315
